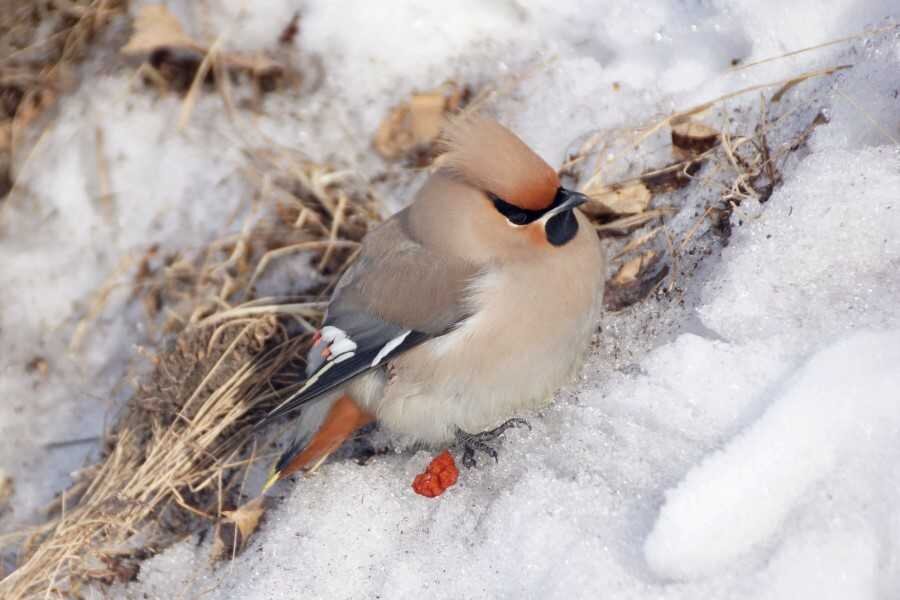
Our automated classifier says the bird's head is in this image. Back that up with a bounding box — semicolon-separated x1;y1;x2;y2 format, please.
421;115;589;261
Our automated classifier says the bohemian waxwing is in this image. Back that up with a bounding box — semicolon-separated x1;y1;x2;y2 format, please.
260;115;605;493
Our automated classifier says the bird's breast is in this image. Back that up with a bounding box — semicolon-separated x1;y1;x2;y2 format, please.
376;237;605;443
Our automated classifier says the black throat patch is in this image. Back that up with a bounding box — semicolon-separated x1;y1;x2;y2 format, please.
545;210;579;246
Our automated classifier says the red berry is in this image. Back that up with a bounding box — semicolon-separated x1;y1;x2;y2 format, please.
412;450;459;498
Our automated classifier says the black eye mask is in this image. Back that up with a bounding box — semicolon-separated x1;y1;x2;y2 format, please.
489;189;574;221
489;194;545;225
489;188;581;246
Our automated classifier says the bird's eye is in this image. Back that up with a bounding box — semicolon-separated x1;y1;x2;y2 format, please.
490;194;541;225
506;211;530;225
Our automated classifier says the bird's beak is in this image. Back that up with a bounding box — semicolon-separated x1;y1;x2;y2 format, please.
545;188;589;219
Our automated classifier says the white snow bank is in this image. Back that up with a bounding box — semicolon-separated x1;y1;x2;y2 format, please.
645;329;900;579
757;527;880;600
699;146;900;349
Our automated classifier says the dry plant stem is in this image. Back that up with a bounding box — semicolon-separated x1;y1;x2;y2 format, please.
191;302;327;330
593;209;674;233
580;147;716;197
317;193;349;271
633;65;851;147
834;89;900;145
247;240;360;292
614;226;664;260
730;22;900;72
178;36;223;131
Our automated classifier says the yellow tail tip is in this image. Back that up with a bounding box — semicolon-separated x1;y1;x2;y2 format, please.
261;469;281;494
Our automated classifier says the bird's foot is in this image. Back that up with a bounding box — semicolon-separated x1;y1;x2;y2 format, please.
455;417;531;469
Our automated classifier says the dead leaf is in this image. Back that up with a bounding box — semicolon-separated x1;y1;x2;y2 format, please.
604;251;669;311
671;118;719;159
374;83;470;163
211;496;266;561
641;159;703;194
594;208;673;238
409;93;446;142
374;104;415;160
611;251;658;286
582;181;651;217
223;497;265;541
121;5;202;56
124;5;285;95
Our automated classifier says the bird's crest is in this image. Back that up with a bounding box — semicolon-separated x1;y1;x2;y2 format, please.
438;114;560;211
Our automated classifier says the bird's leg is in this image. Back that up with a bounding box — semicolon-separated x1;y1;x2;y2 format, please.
455;417;531;469
343;423;391;466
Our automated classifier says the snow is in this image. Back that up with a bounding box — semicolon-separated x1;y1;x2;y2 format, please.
645;329;900;580
2;0;900;598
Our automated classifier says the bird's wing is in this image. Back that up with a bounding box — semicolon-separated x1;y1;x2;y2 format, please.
263;213;477;423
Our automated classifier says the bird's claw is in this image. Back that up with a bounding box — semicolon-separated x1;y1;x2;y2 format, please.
455;417;531;469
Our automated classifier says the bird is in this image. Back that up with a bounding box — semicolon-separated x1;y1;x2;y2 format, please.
259;115;606;494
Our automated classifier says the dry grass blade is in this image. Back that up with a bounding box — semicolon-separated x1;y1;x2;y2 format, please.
614;226;663;259
634;65;851;147
834;88;900;145
593;208;674;236
177;36;222;130
730;22;899;72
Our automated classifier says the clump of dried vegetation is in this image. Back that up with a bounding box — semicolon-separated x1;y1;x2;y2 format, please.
0;7;895;597
0;138;382;599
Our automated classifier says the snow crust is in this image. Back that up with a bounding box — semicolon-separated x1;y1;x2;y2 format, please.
1;0;899;598
645;329;900;580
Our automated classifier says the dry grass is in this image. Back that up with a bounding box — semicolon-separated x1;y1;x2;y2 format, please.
0;141;380;597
